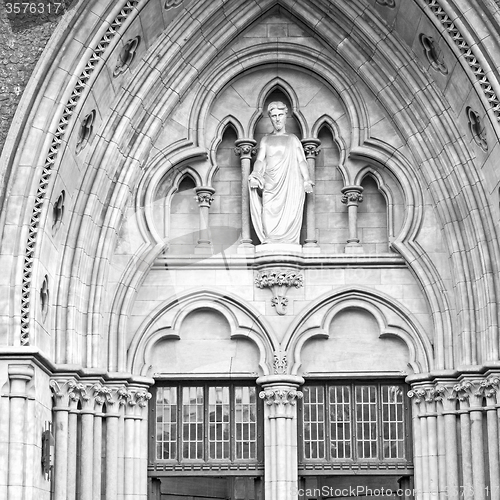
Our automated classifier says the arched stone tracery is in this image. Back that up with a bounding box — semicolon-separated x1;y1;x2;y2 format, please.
2;0;500;499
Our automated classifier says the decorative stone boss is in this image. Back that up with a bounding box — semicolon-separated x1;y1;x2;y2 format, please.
248;101;314;245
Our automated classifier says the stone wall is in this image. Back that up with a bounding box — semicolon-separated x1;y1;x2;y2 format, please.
0;1;73;156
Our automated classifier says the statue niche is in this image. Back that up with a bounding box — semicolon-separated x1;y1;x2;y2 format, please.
249;101;313;245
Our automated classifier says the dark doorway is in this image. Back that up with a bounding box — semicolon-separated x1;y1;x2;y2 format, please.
298;475;413;500
149;476;263;500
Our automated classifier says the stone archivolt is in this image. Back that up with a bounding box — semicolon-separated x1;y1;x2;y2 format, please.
3;1;500;499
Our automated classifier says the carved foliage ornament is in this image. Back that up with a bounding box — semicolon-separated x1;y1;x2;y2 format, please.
302;142;320;158
259;389;303;406
408;377;500;405
49;379;151;412
273;352;287;374
341;190;363;205
255;270;303;315
195;192;215;207
234;144;257;158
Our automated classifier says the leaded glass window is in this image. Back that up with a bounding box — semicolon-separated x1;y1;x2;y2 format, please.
154;383;259;463
300;382;409;464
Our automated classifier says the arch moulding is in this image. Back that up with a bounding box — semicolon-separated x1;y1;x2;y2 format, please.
283;287;434;377
127;288;280;377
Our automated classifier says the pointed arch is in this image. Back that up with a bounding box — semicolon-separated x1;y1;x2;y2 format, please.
312;114;348;168
209;116;244;182
247;77;309;138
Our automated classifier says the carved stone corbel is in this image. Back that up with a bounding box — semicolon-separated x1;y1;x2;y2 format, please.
255;269;303;315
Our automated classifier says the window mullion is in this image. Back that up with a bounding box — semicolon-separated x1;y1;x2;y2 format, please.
230;385;235;462
351;383;357;461
204;385;208;462
324;384;330;462
377;384;383;460
177;385;182;463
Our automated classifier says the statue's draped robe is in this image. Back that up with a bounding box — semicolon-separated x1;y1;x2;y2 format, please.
249;134;306;244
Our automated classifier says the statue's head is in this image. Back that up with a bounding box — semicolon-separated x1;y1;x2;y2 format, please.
267;101;288;132
267;101;288;116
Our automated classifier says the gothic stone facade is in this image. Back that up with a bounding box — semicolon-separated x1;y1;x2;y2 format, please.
1;1;500;499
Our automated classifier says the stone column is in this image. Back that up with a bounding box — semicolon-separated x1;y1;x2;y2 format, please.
134;390;151;500
479;377;500;500
235;139;257;248
7;364;34;500
435;383;460;500
301;138;320;249
466;380;486;500
79;385;95;500
118;388;137;500
50;380;73;500
194;186;215;253
105;388;121;500
424;388;439;499
340;185;364;253
453;382;473;500
93;384;112;500
67;382;81;500
408;387;427;500
257;374;304;500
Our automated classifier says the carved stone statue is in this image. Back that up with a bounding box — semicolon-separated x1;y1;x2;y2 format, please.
249;102;313;244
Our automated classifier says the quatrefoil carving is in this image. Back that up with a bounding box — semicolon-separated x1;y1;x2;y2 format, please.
419;34;448;75
76;109;96;154
164;0;183;10
113;36;141;77
52;190;65;234
466;106;488;151
40;275;49;322
376;0;396;7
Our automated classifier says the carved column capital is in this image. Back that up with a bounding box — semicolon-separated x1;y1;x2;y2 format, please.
195;186;215;208
234;138;257;160
134;390;151;406
259;388;303;407
93;383;114;410
341;185;364;205
301;138;321;158
476;376;500;397
407;387;427;404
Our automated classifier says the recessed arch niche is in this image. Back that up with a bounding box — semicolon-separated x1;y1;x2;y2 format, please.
315;125;345;252
358;174;389;252
299;307;410;375
148;308;261;375
253;88;302;142
211;124;242;253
